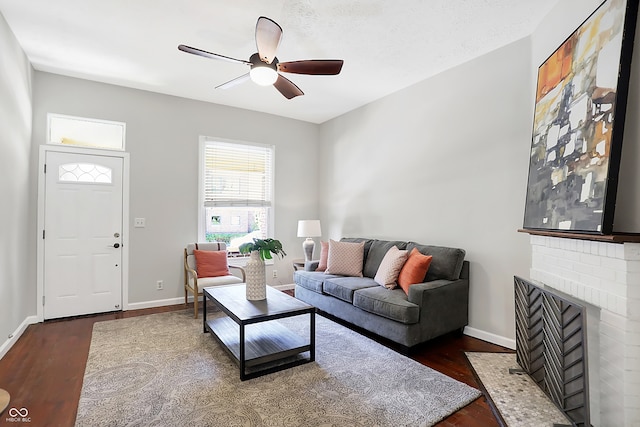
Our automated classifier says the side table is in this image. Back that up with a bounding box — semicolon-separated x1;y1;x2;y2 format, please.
293;259;320;271
292;259;306;271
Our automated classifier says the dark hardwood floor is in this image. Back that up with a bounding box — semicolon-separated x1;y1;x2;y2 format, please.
0;290;511;427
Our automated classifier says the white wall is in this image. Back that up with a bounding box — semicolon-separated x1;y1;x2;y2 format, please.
318;38;535;346
0;12;34;357
618;17;640;232
32;72;319;306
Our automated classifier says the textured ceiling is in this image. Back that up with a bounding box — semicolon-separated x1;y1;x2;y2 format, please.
0;0;560;123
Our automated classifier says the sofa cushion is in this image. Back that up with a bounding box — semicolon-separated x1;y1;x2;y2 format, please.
363;240;408;278
323;277;378;303
325;240;365;277
294;271;339;294
374;246;408;289
406;243;465;281
353;287;420;324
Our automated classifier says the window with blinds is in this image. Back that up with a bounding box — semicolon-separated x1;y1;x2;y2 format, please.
199;139;274;251
203;141;273;207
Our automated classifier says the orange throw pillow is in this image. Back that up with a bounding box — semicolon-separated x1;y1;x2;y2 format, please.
194;250;230;278
398;248;433;294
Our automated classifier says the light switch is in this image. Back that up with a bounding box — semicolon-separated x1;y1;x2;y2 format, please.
134;218;146;228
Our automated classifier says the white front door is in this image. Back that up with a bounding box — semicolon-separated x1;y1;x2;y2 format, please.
43;151;124;319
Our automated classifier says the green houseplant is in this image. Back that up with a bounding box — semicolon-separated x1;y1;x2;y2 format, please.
239;238;287;260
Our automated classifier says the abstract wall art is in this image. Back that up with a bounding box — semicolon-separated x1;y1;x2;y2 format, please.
523;0;638;234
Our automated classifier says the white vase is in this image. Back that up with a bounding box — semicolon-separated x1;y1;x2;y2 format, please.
245;250;266;300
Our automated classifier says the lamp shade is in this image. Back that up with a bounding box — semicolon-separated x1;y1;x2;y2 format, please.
297;220;322;237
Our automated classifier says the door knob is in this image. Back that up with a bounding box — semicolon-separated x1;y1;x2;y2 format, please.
113;243;120;248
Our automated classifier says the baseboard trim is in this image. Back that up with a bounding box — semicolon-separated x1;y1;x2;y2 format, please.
0;316;39;360
127;297;186;311
464;326;516;350
127;285;295;311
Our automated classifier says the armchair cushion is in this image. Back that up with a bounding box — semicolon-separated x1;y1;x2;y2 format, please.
195;275;243;288
194;249;229;278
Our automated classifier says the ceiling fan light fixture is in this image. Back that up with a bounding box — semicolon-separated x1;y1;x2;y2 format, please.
250;65;278;86
179;17;343;98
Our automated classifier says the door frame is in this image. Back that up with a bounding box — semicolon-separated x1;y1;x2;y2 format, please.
36;145;130;322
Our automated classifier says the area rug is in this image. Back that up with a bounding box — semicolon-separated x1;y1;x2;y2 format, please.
75;309;481;427
465;352;571;427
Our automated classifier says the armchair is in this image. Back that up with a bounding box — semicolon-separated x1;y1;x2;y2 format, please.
184;242;245;318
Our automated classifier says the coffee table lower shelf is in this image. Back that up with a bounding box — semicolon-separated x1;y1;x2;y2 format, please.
205;316;312;379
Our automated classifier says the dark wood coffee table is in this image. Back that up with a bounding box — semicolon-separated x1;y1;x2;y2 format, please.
202;285;315;380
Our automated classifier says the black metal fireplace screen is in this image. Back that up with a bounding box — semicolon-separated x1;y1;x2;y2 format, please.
514;276;590;427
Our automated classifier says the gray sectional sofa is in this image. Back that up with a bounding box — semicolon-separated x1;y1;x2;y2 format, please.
294;238;469;350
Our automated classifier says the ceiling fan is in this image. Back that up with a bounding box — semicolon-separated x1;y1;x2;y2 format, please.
178;16;344;99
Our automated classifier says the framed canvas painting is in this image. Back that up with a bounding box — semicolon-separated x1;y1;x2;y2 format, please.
523;0;638;234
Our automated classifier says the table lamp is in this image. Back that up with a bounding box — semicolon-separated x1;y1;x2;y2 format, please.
297;220;322;262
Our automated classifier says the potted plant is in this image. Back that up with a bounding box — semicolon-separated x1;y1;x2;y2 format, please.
239;238;286;300
239;238;287;260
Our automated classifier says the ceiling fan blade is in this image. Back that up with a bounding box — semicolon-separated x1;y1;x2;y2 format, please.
216;73;251;90
278;60;344;75
255;16;282;64
273;74;304;99
178;44;251;66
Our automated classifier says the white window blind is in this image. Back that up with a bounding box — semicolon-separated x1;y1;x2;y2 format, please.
203;141;273;208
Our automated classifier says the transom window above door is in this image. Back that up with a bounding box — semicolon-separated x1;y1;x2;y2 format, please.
48;113;126;151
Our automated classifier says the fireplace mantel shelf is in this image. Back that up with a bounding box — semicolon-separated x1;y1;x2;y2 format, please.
518;229;640;243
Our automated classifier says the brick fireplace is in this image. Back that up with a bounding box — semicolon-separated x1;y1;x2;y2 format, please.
528;234;640;426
